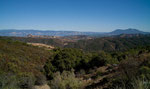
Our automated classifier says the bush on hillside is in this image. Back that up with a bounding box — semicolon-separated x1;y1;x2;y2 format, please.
50;70;83;89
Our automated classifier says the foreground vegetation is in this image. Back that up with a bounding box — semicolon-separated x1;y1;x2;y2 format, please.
1;35;150;89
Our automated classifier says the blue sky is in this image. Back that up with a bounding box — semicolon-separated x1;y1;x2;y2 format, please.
0;0;150;32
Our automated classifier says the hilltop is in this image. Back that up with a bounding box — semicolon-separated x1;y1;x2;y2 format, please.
108;28;148;35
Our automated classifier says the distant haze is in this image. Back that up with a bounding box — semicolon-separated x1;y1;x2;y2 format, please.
0;28;149;37
0;0;150;32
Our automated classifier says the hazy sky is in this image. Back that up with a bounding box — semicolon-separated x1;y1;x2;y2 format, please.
0;0;150;32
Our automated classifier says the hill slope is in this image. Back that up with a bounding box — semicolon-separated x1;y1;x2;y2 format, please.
65;34;150;51
0;37;51;89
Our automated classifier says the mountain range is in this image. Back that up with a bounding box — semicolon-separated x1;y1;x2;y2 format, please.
0;28;149;37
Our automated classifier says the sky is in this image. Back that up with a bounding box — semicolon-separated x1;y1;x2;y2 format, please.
0;0;150;32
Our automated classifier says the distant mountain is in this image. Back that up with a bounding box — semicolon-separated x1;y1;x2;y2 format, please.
108;28;149;35
0;28;149;37
0;29;104;37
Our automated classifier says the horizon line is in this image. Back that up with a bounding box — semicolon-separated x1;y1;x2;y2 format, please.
0;28;148;33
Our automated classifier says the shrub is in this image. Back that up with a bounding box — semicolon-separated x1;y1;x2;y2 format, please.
139;66;150;79
113;78;150;89
18;73;36;89
118;58;140;80
35;74;47;85
44;48;91;79
50;70;83;89
0;73;19;89
44;62;56;79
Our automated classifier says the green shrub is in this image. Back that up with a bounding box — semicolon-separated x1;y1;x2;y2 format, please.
35;74;47;85
18;73;35;89
113;78;150;89
0;73;19;89
139;66;150;79
50;70;83;89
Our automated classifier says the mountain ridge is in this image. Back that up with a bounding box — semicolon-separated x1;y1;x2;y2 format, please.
109;28;148;35
0;28;149;37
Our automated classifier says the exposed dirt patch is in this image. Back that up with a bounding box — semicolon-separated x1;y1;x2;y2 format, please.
28;43;54;50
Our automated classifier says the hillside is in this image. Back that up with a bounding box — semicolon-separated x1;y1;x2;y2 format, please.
2;34;150;52
0;37;51;89
1;36;150;89
65;34;150;52
43;46;150;89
